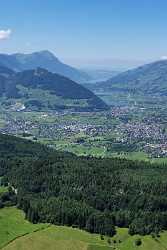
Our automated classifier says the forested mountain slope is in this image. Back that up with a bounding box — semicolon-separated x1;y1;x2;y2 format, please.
0;66;108;111
103;60;167;95
1;134;167;236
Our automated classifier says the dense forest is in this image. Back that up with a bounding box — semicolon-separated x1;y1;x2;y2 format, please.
1;134;167;236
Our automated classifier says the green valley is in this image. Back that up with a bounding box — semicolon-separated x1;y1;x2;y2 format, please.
0;103;167;161
1;1;167;249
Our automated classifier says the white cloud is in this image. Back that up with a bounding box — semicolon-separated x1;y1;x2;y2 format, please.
0;29;11;40
161;56;167;60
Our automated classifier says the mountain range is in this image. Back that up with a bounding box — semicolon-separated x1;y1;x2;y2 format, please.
0;66;108;111
102;60;167;95
0;51;90;83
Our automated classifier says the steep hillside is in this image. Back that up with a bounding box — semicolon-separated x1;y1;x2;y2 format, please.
0;51;90;83
0;66;108;111
103;60;167;95
0;66;18;98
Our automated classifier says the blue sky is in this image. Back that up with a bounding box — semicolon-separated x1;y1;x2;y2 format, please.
0;0;167;68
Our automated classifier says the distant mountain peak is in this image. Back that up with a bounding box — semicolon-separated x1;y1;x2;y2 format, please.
37;50;57;57
0;51;90;83
29;50;59;61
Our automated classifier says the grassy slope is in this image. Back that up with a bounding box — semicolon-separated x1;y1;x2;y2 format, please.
17;85;89;108
109;227;167;250
0;207;48;249
3;226;111;250
2;207;167;250
1;207;110;250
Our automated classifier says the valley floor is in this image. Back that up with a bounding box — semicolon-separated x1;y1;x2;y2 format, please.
1;207;167;250
1;107;167;162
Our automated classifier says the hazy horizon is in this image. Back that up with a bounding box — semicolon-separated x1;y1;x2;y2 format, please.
0;49;155;70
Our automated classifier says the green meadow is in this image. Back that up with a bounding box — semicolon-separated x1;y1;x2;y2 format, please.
1;207;167;250
0;207;49;249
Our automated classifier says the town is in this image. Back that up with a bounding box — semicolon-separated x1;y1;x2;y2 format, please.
0;104;167;159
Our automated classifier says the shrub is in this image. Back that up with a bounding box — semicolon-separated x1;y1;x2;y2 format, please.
135;238;142;246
